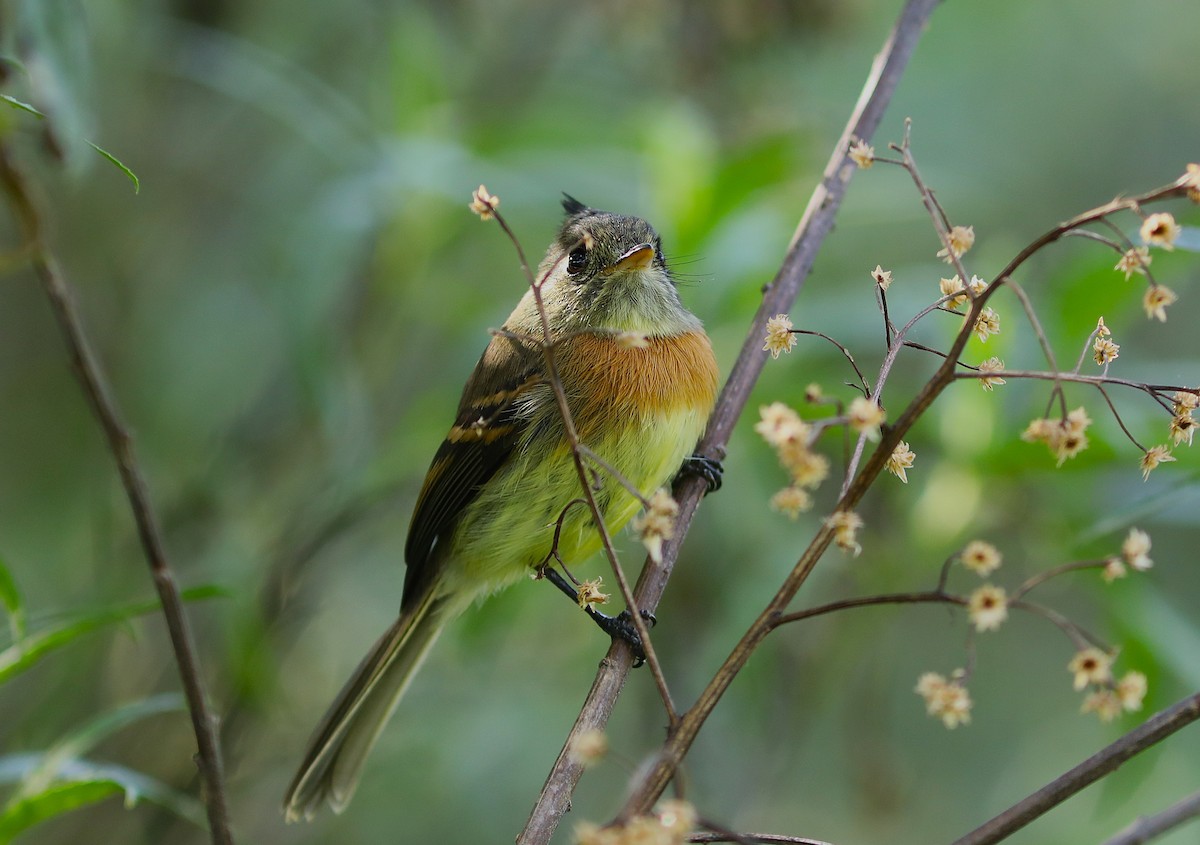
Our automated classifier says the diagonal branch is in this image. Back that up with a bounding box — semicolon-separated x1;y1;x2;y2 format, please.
951;692;1200;845
516;0;944;840
0;146;233;843
1099;788;1200;845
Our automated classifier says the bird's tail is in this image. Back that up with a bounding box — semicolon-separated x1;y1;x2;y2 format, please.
284;586;447;822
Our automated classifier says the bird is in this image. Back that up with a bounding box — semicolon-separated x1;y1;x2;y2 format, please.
283;194;720;820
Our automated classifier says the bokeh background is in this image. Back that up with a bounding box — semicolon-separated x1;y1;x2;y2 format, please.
1;0;1198;843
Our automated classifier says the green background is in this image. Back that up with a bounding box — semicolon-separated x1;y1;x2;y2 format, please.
1;0;1198;843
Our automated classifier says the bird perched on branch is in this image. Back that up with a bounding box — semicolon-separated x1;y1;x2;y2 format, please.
284;194;720;820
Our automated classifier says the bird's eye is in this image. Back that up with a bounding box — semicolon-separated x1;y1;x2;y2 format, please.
566;244;588;275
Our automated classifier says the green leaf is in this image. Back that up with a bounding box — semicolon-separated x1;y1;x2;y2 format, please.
0;585;226;684
0;696;206;838
15;694;184;800
0;779;121;841
85;141;139;194
0;756;207;839
0;95;140;193
0;95;43;119
0;558;24;643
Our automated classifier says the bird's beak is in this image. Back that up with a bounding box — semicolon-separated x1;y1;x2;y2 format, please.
611;243;655;272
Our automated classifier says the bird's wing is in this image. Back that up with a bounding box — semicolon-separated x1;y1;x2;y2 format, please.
402;333;543;607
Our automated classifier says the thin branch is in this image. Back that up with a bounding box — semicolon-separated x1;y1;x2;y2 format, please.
890;121;974;286
1008;599;1106;653
792;329;871;395
1009;560;1109;603
690;831;833;845
950;692;1200;845
0;147;233;843
1006;278;1062;376
516;2;944;840
770;590;963;629
1100;788;1200;845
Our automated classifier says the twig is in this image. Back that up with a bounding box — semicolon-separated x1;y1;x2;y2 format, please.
792;330;871;395
890;121;973;286
950;692;1200;845
516;2;944;840
690;831;833;845
1009;560;1108;602
1099;788;1200;845
769;590;963;629
0;147;233;842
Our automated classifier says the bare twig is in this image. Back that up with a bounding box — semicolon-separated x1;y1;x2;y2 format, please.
690;831;833;845
1009;560;1108;602
951;692;1200;845
792;329;871;395
0;147;233;842
1100;788;1200;845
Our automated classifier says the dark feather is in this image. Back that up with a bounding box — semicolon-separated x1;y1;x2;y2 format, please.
561;193;591;217
402;336;542;606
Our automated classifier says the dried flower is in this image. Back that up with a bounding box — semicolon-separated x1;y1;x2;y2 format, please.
1122;528;1152;571
848;396;886;441
915;672;973;729
1116;671;1148;711
937;225;976;262
1022;409;1092;466
849;138;875;169
977;357;1007;391
967;585;1008;632
1169;412;1196;447
973;307;1001;342
573;821;609;845
1082;689;1123;722
1140;212;1180;250
1143;285;1178;322
763;314;797;359
568;729;609;767
871;264;894;291
1114;247;1151;280
827;510;864;557
1102;557;1126;583
576;577;610;608
770;486;812;519
939;275;968;310
657;800;698;839
885;441;916;483
1185;163;1200;203
1093;336;1120;366
804;383;824;404
1140;444;1176;480
1068;647;1113;691
469;184;499;219
961;540;1002;577
633;489;678;563
782;445;830;489
1172;391;1199;415
755;402;808;447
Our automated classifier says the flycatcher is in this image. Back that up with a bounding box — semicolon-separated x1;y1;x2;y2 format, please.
284;195;720;820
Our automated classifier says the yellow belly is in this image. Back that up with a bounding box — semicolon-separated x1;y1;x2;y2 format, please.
440;403;710;598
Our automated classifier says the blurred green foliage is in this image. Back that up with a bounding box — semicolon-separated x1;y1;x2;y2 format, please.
0;0;1197;843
